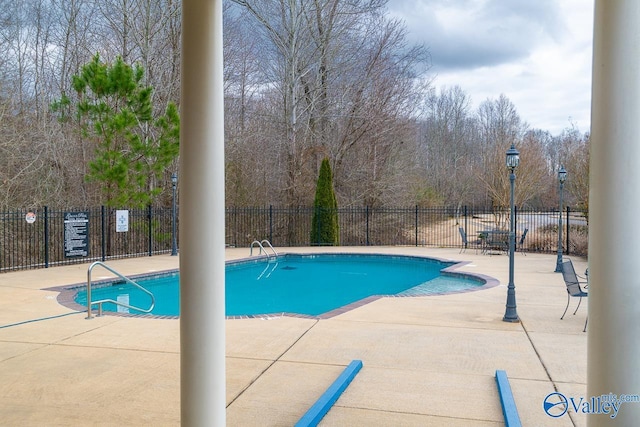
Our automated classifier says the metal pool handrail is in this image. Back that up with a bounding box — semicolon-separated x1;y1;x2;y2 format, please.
86;261;156;319
250;239;278;258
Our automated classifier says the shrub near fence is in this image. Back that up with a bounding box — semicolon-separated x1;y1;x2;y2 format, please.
1;205;587;273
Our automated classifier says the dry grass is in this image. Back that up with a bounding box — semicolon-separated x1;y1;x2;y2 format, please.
529;224;588;257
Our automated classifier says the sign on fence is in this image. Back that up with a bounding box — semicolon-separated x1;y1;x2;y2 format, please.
116;210;129;232
25;211;36;223
64;211;89;258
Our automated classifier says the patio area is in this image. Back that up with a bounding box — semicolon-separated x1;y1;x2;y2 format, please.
0;247;587;426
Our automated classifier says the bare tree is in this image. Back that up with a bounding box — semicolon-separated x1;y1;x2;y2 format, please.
230;0;318;207
476;94;524;207
559;128;590;215
0;0;590;213
474;94;552;228
332;15;429;205
417;85;477;207
223;4;275;206
228;0;429;208
518;130;555;207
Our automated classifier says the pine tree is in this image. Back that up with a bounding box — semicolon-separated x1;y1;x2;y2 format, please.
311;158;339;245
51;54;180;207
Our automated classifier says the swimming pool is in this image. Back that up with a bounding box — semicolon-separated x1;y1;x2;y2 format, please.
73;253;493;317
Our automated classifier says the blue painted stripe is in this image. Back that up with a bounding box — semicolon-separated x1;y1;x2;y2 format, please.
295;360;363;427
495;370;522;427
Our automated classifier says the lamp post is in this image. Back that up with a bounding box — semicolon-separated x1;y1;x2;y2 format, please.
503;144;520;323
171;172;178;256
554;166;567;272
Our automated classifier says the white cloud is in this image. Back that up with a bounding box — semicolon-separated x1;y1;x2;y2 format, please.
387;0;594;135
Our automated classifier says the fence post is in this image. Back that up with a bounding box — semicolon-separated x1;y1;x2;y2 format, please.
269;205;273;244
566;206;571;255
315;206;321;246
231;207;236;248
365;206;370;246
148;204;153;256
415;205;419;246
43;206;49;268
101;206;106;262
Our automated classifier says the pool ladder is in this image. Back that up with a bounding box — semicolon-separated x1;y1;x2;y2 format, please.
85;261;156;319
250;239;278;259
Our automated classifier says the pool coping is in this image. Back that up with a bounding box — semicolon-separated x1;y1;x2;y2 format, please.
47;253;499;320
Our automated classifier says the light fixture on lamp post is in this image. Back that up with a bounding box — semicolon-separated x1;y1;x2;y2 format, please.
503;144;520;323
171;172;178;256
554;166;567;272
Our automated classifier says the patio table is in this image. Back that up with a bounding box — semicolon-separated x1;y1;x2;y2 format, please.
480;230;509;254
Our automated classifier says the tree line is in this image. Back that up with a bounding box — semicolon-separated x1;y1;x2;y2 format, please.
0;0;589;213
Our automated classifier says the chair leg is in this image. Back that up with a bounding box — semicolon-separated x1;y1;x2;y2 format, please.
561;294;570;320
573;296;582;315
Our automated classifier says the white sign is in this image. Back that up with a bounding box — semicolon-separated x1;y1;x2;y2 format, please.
116;210;129;232
25;211;36;223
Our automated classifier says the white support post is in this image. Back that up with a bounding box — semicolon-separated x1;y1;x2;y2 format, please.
180;0;226;425
588;1;640;425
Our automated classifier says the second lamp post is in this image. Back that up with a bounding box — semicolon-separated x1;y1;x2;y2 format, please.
503;144;520;323
555;166;567;272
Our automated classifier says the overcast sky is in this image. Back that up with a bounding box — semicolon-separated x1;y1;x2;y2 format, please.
387;0;594;135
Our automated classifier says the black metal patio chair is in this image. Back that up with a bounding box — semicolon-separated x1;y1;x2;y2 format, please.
516;228;529;255
458;227;469;253
458;227;482;253
560;259;588;332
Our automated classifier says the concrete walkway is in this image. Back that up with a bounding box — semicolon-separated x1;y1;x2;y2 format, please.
0;247;588;426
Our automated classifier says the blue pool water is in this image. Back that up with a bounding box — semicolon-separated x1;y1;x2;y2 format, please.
74;254;486;317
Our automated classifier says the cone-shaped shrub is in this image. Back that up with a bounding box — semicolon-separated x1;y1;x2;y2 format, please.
311;158;339;245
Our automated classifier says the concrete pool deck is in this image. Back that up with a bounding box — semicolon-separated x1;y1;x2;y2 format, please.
0;247;588;426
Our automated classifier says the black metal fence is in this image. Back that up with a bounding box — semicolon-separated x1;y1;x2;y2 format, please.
0;206;175;272
1;205;588;273
226;206;588;254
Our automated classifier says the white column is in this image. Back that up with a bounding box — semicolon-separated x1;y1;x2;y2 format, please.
588;1;640;425
180;0;225;425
